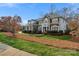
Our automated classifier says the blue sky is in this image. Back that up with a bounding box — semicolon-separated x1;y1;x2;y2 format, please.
0;3;79;25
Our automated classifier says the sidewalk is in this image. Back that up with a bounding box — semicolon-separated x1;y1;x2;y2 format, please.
0;42;36;56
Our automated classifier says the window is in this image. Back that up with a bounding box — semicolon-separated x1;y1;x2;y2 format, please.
51;26;58;31
44;18;48;23
54;27;58;31
52;18;58;24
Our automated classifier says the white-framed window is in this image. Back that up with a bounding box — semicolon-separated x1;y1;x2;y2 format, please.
44;18;48;23
51;25;58;31
52;18;59;24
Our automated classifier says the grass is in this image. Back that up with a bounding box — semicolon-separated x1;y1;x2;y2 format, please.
28;34;71;40
0;33;79;56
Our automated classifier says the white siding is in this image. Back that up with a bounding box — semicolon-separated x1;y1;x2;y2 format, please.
59;18;67;33
42;18;49;32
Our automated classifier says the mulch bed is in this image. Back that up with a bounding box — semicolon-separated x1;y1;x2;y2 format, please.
3;32;79;50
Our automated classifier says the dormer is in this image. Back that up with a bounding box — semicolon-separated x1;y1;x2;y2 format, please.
43;15;49;24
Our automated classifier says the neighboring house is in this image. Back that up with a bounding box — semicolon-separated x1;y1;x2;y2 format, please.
25;19;38;32
25;13;68;33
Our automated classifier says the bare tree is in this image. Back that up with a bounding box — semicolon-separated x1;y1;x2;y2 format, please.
62;7;71;22
1;16;12;32
11;15;22;37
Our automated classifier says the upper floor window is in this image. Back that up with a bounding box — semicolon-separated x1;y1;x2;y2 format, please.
44;18;48;23
52;18;58;23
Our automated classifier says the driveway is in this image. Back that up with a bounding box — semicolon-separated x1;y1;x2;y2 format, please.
0;42;36;56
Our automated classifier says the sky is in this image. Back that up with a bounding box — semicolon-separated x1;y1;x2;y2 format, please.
0;3;79;25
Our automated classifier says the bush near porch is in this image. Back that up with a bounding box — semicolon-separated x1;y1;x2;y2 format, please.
22;30;70;36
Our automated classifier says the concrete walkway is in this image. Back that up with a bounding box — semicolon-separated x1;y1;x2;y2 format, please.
0;42;36;56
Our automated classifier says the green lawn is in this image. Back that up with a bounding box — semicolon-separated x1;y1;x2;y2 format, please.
28;34;71;40
0;33;79;56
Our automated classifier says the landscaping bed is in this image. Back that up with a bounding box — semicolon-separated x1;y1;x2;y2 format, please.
1;33;79;56
28;34;71;40
4;32;79;51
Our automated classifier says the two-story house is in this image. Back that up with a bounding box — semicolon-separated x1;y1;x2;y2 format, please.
25;13;68;34
40;13;67;33
25;19;38;32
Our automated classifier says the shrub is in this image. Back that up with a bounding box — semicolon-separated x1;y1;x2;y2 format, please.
22;30;31;33
36;31;42;34
59;30;63;35
64;30;70;35
47;31;59;35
